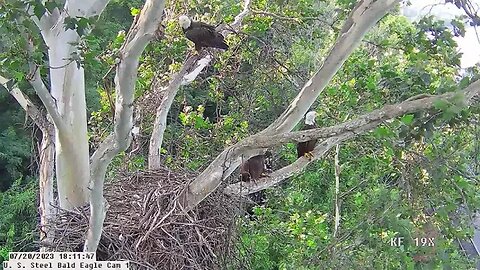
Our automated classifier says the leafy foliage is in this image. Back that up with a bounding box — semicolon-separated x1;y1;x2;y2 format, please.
0;90;31;191
0;0;479;268
0;178;38;263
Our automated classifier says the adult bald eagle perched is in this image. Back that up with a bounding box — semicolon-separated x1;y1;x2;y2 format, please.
178;15;229;51
240;151;272;182
297;111;318;160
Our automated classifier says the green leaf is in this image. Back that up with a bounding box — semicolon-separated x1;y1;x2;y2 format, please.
64;17;77;31
33;3;47;20
433;99;449;110
44;2;58;13
130;7;140;16
458;77;470;89
374;126;393;138
179;112;187;126
76;17;90;36
400;114;414;125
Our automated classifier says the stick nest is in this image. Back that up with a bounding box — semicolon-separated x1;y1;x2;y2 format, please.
48;166;244;269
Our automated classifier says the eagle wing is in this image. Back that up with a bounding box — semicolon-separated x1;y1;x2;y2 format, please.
185;22;228;50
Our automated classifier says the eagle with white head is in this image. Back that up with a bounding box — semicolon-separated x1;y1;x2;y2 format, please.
297;111;318;160
178;15;228;51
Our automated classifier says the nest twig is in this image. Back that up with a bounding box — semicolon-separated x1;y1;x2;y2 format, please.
46;166;244;270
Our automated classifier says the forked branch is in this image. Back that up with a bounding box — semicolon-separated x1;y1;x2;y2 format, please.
224;79;480;195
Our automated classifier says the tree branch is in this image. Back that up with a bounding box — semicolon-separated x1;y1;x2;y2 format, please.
38;121;55;252
264;0;399;134
333;144;341;239
27;3;58;34
148;0;252;169
223;122;380;195
148;53;203;168
183;0;400;209
26;65;69;134
87;0;166;252
17;33;68;134
223;79;480;195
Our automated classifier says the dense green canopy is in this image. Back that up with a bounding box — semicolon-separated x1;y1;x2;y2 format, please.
0;0;479;268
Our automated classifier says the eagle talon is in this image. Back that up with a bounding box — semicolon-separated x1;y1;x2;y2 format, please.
303;152;314;161
260;172;269;178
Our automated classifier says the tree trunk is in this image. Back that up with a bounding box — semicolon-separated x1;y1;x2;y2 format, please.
44;28;90;210
38;122;56;251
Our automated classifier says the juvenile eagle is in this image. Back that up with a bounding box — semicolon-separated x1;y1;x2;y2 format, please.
178;15;228;51
297;111;318;160
240;151;272;182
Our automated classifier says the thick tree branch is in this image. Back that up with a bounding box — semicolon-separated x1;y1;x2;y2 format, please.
87;0;166;252
38;122;55;252
238;88;468;149
224;79;480;195
148;0;252;169
28;4;58;34
223;122;380;195
183;0;400;210
26;66;69;134
67;0;110;17
148;53;203;168
264;0;399;135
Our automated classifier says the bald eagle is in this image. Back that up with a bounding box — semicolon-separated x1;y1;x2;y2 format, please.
240;151;272;182
297;111;318;160
178;15;228;51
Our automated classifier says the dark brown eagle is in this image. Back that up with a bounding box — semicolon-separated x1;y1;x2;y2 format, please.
178;15;228;51
240;151;272;182
297;111;318;160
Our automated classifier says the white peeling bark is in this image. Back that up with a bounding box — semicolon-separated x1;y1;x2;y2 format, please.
67;0;110;17
148;0;252;170
183;0;400;210
0;76;56;251
32;0;108;210
31;0;124;252
148;54;203;169
86;0;166;252
333;144;341;238
223;79;480;195
38;122;55;251
264;0;399;134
